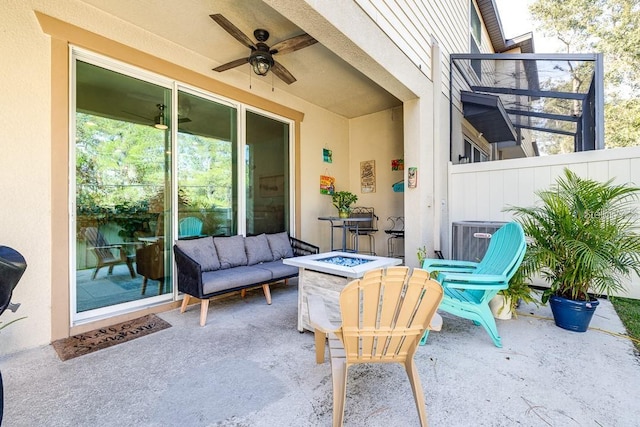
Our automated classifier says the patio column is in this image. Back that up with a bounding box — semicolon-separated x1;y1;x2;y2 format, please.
403;95;437;267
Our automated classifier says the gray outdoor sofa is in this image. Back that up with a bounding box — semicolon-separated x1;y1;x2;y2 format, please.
174;232;319;326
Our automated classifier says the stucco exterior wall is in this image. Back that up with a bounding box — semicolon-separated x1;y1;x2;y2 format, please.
2;1;57;355
297;108;350;251
0;0;350;355
2;0;491;355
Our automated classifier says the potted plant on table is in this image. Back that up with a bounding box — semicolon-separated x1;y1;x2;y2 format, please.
508;168;640;331
332;191;358;218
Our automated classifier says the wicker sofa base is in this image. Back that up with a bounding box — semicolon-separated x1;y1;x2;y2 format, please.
174;233;318;326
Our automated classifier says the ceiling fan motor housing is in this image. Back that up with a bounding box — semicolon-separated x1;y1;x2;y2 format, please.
253;29;269;42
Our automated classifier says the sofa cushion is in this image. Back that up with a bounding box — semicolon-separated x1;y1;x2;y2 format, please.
245;234;274;265
175;237;220;272
254;260;299;279
214;235;248;269
201;266;272;295
267;232;294;260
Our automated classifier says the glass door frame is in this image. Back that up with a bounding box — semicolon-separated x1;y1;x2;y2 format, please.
69;49;296;326
173;84;241;238
242;105;296;235
70;47;176;325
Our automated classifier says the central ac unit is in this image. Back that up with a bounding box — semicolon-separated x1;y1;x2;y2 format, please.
451;221;507;262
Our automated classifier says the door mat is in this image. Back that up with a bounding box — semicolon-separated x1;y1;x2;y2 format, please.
52;314;171;361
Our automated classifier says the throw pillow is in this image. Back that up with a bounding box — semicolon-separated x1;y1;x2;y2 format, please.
245;234;274;265
267;232;294;260
214;235;248;269
175;237;220;272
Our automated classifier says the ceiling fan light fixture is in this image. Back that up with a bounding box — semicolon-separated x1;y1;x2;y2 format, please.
154;104;169;130
249;48;274;76
154;115;168;130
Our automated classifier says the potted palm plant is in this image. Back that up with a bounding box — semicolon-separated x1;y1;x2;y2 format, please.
331;191;358;218
508;168;640;331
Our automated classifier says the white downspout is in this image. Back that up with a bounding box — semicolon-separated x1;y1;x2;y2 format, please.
431;38;442;254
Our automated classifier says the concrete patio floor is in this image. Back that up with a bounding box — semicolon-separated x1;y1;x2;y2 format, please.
2;278;639;426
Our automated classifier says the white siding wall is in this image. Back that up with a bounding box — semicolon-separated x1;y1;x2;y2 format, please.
448;146;640;298
355;0;476;96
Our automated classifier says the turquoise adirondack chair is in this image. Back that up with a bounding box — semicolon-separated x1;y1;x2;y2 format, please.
420;222;526;347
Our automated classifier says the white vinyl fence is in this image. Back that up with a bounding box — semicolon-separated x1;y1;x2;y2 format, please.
448;146;640;299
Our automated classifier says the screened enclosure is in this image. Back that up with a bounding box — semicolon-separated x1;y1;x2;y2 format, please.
450;53;604;161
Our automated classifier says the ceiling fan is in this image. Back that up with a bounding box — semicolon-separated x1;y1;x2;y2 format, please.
122;104;191;129
210;13;317;84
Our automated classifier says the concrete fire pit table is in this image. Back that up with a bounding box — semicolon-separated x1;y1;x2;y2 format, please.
283;251;402;332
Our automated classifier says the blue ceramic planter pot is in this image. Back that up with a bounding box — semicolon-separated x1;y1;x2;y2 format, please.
549;295;599;332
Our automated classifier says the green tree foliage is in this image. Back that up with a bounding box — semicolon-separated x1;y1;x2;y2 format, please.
76;113;166;212
76;113;234;237
530;0;640;149
178;133;233;209
529;0;602;52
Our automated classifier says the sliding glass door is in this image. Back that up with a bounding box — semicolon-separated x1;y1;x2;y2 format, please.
246;110;290;235
71;49;293;324
177;90;238;238
74;57;174;318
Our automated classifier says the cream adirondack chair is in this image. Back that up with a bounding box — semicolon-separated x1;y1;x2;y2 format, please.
308;267;444;427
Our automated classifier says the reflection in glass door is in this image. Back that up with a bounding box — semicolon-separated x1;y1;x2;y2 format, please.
246;111;290;235
73;58;173;317
177;90;238;238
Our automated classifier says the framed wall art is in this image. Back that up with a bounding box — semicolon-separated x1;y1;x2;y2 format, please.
392;159;404;171
360;160;376;193
320;175;335;195
323;148;333;163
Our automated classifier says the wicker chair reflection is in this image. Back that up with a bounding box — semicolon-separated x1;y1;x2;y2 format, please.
136;239;166;295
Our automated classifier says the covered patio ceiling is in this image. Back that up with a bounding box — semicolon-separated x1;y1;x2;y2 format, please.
78;0;404;119
451;53;604;152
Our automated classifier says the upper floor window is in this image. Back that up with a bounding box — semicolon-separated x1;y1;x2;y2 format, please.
470;1;481;44
470;1;482;79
